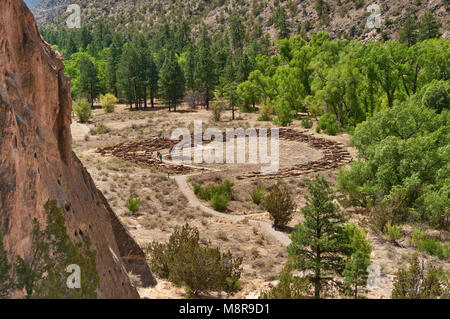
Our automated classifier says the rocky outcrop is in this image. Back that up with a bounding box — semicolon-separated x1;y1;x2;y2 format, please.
0;0;155;298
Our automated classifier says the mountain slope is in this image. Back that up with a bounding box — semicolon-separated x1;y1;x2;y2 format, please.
34;0;449;41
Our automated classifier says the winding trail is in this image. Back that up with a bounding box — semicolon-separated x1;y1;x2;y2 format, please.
165;159;292;246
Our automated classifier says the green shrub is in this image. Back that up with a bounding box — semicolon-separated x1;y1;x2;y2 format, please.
211;193;229;212
410;228;427;247
317;112;340;135
146;224;242;296
73;98;92;123
194;180;233;212
301;117;313;129
251;187;266;205
211;101;225;122
417;238;446;259
392;253;449;299
90;124;110;135
386;223;403;243
100;93;118;113
194;181;233;201
126;194;141;215
264;182;296;228
15;201;98;298
258;104;272;121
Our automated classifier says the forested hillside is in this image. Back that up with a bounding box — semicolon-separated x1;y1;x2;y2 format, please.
35;0;449;41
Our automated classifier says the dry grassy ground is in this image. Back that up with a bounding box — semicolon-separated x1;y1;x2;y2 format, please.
72;102;449;299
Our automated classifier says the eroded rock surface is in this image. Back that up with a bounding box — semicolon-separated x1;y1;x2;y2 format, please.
0;0;155;298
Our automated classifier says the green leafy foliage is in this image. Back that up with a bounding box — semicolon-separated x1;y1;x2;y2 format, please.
126;194;141;215
317;112;340;135
417;239;449;260
301;117;313;129
250;187;266;205
100;93;118;113
342;225;372;298
15;200;99;299
146;224;242;296
392;253;449;299
211;193;229;212
338;104;449;229
73;98;92;123
260;268;311;299
385;223;403;243
0;231;13;298
194;180;233;212
90;124;110;135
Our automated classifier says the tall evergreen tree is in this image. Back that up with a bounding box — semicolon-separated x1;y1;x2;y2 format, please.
159;52;185;112
399;15;418;47
117;44;139;109
185;44;199;92
342;225;372;298
418;12;442;41
79;56;100;108
288;175;349;299
196;27;215;109
148;52;159;109
107;35;122;97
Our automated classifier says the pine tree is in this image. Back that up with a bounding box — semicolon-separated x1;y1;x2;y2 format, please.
399;15;418;47
148;52;159;109
117;44;139;109
342;225;372;298
159;52;185;112
185;44;199;92
196;27;215;109
418;12;442;41
15;200;99;299
79;56;100;108
288;175;349;298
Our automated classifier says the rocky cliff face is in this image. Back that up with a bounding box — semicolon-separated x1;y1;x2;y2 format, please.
0;0;155;298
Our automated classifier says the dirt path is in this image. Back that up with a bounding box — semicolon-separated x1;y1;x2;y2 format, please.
171;171;292;246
